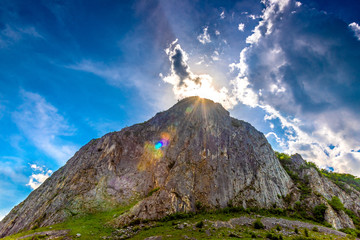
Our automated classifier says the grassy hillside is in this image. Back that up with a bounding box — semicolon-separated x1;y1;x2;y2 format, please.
4;152;360;239
3;205;356;240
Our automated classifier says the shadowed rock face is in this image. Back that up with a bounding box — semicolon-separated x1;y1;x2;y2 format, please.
290;154;360;229
0;97;321;236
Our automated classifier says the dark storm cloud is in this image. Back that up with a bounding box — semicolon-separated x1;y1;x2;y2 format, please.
233;0;360;175
244;1;360;120
170;48;191;86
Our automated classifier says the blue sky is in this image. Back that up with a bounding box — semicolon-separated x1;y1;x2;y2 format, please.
1;0;360;220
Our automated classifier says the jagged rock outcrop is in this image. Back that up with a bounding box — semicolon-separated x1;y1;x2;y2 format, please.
0;97;293;237
285;154;360;229
0;96;359;238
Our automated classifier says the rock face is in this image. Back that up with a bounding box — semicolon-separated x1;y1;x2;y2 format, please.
285;154;360;229
0;96;359;237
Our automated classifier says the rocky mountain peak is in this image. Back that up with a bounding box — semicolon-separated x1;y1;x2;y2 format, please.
1;97;359;238
147;96;230;132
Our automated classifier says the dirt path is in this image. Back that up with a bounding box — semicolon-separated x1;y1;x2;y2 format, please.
212;216;351;238
18;229;70;239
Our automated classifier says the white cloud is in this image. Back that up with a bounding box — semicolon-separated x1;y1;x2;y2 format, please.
13;91;78;164
27;164;52;190
69;60;124;84
215;30;220;36
265;131;285;146
220;11;225;19
30;164;43;172
247;14;260;20
349;22;360;40
0;24;43;48
295;1;302;7
246;0;291;44
262;105;360;175
238;23;245;31
228;0;360;176
162;39;237;109
197;26;211;44
211;50;220;61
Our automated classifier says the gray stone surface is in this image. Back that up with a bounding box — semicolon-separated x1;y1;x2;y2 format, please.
0;97;359;237
291;154;360;229
18;229;70;239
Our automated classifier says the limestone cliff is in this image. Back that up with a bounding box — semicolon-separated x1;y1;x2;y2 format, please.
0;97;359;238
280;154;360;229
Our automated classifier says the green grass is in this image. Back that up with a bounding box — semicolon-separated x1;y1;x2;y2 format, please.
3;207;350;240
3;202;136;240
129;214;346;240
0;196;349;240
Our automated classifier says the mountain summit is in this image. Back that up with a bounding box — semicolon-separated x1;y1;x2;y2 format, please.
1;97;359;237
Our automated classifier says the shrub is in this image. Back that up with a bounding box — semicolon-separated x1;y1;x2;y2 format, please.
266;233;283;240
294;227;299;234
195;221;204;228
313;204;327;222
195;201;204;212
284;194;292;204
160;212;194;222
312;226;319;232
266;233;273;239
298;184;312;200
228;199;234;207
275;152;292;165
221;206;245;214
253;219;265;229
304;228;309;237
328;196;344;212
133;226;140;232
129;218;141;226
147;187;160;197
292;237;308;240
340;228;360;237
344;209;360;226
320;170;360;193
323;222;332;228
276;225;281;231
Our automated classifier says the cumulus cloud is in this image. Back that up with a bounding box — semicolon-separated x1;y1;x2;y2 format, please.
247;14;260;20
27;164;52;190
197;26;211;44
349;22;360;40
229;0;360;175
162;39;237;109
13;91;78;164
238;23;245;31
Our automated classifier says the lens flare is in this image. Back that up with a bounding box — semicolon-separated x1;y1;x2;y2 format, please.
155;142;163;150
144;142;163;159
185;105;194;114
154;132;171;150
138;130;175;171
